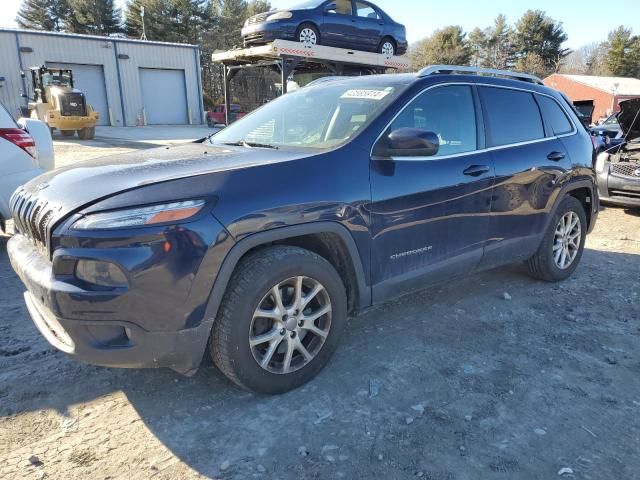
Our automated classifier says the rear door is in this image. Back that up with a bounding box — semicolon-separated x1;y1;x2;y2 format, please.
369;84;495;302
320;0;358;47
352;1;384;50
478;86;573;269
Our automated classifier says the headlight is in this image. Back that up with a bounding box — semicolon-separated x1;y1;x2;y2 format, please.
76;259;128;287
595;152;609;174
267;11;293;21
72;200;205;230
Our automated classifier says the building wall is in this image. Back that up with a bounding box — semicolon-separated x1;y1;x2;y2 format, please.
544;74;640;123
544;74;615;122
0;29;203;126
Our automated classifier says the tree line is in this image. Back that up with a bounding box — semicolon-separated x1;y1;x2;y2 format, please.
409;10;640;79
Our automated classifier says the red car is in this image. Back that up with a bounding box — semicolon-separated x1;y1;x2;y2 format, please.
207;104;246;127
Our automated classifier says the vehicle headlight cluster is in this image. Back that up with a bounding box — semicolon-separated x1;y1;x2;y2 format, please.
72;200;205;230
266;11;293;21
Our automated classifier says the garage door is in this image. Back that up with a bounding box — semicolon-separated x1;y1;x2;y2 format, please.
139;68;188;125
47;63;110;125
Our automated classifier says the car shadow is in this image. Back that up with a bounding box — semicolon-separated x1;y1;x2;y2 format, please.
1;247;640;478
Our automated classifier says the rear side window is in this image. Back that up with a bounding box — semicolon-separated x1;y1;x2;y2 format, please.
390;85;477;157
537;95;574;136
480;87;544;147
356;2;380;19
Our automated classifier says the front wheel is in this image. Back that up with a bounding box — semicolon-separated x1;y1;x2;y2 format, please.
296;23;320;47
209;246;347;394
526;196;587;282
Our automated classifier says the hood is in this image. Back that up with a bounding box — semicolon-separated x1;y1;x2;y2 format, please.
617;98;640;141
15;142;306;229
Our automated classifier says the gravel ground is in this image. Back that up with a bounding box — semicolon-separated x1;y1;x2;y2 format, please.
1;135;639;479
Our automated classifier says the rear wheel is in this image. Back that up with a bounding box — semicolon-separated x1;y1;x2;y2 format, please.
77;127;95;140
209;246;347;394
526;196;587;282
61;130;75;137
379;37;396;57
296;23;320;46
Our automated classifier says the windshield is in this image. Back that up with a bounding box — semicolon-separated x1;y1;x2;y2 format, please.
42;71;72;88
604;114;619;126
211;80;405;150
290;0;325;9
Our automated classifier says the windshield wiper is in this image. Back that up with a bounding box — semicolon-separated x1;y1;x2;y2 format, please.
220;140;280;150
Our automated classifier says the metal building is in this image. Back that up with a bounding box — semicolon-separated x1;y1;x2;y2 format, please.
0;28;204;126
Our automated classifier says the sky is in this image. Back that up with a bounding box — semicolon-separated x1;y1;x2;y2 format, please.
1;0;639;49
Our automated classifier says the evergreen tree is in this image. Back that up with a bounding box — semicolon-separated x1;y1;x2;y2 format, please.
511;10;569;76
604;26;640;77
67;0;122;36
410;26;471;70
467;27;486;68
482;14;513;69
16;0;71;32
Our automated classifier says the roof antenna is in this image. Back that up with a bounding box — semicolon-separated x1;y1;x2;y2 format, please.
140;6;147;40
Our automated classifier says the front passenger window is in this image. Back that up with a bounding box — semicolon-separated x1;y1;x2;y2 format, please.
389;85;478;157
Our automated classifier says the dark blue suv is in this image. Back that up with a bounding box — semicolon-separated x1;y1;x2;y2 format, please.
242;0;408;57
8;67;598;394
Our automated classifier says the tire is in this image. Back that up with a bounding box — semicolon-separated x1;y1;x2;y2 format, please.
210;245;347;394
77;127;95;140
378;37;396;57
61;130;75;137
526;195;587;282
296;23;320;46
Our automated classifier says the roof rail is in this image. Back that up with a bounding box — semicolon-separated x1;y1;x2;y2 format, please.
417;65;544;85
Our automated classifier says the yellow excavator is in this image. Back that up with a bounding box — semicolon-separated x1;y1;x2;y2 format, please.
27;66;98;139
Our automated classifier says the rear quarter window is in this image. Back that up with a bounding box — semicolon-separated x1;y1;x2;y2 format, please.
537;95;574;136
480;87;544;147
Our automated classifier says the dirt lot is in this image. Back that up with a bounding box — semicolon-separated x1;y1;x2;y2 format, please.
1;134;639;479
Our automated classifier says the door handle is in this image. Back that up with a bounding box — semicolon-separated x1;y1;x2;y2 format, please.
463;165;490;177
547;151;565;161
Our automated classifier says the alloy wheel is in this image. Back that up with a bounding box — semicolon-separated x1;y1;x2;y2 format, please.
381;41;395;57
249;276;332;374
299;28;317;46
553;211;582;269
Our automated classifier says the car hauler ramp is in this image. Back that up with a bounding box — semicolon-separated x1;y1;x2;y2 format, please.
211;39;410;124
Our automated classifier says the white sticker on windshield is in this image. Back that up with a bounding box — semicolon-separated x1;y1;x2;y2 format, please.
341;89;390;101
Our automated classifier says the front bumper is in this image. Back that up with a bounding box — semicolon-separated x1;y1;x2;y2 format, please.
597;165;640;208
7;219;228;374
241;22;295;45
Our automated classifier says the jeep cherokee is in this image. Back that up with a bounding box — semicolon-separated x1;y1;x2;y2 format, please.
8;67;598;394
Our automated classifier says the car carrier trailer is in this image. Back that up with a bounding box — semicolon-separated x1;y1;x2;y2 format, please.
211;39;410;125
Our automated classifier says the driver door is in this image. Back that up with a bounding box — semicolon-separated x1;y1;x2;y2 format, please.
369;85;495;302
321;0;358;47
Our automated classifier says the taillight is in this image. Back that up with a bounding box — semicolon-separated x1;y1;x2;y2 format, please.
0;128;37;159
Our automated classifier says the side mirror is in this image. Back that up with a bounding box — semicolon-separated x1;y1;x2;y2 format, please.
376;128;440;157
324;3;336;13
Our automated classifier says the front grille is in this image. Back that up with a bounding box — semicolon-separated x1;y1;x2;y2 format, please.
9;188;54;254
244;32;265;43
247;13;270;25
611;162;640;178
59;92;87;116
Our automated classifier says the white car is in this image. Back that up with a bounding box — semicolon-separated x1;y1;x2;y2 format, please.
0;102;54;232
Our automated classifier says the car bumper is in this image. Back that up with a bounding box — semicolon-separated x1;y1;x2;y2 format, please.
241;22;296;45
7;217;232;374
597;166;640;208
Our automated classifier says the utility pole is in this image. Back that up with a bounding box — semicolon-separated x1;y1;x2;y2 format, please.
140;6;147;40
